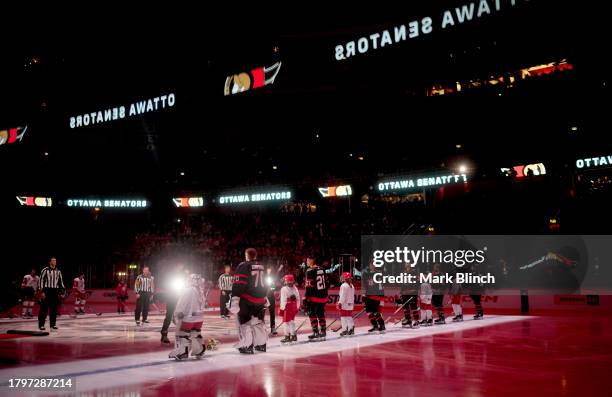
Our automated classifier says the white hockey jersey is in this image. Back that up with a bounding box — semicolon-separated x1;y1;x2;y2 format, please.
420;282;433;305
22;275;39;289
175;286;204;323
280;285;301;310
73;277;85;293
338;282;355;310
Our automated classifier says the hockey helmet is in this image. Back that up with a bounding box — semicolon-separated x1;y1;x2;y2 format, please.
189;273;202;287
342;272;352;280
283;274;295;284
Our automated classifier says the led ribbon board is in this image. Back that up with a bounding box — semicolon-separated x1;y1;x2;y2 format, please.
173;197;204;208
319;185;353;197
224;62;282;96
218;191;292;205
17;196;52;207
334;0;527;61
576;155;612;170
66;199;148;208
0;126;27;147
68;93;175;129
500;163;546;178
378;174;468;192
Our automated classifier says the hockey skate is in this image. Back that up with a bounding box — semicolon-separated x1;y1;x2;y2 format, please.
473;313;484;320
160;332;170;344
452;314;463;322
291;334;298;342
169;336;190;361
348;327;354;336
401;318;412;327
308;331;320;341
339;329;349;337
367;325;379;333
319;330;326;340
419;319;428;326
435;316;446;325
281;335;292;343
238;345;254;354
254;344;266;352
427;319;433;326
378;323;386;333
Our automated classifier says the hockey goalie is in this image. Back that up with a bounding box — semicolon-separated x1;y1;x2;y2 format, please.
169;274;206;360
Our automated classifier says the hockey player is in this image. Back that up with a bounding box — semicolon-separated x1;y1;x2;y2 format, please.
362;261;386;333
449;278;463;322
279;274;300;343
337;272;355;336
470;262;485;320
116;279;129;314
168;273;206;360
431;263;447;325
229;248;268;354
419;280;433;326
304;257;328;340
72;273;86;315
21;269;39;318
399;263;420;328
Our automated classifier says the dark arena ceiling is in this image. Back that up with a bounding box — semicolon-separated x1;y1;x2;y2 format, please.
0;0;607;197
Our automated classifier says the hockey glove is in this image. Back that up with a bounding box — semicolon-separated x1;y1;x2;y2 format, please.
229;296;240;314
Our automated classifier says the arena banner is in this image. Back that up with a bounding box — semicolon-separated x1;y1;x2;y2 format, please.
82;289;137;304
80;288;610;313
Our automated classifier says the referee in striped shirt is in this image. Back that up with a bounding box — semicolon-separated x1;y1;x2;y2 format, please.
218;265;233;319
135;266;155;325
38;257;65;331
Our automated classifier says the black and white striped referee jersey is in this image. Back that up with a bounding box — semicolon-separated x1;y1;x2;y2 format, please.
135;274;155;293
218;273;233;291
38;267;65;290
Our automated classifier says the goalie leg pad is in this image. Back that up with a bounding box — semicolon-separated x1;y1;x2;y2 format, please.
169;330;190;360
251;316;268;347
190;330;205;357
238;322;255;348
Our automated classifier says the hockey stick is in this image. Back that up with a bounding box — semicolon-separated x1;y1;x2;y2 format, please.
273;320;285;333
84;305;102;316
326;315;341;330
295;318;308;332
385;297;413;323
519;252;578;270
332;308;366;332
150;302;164;315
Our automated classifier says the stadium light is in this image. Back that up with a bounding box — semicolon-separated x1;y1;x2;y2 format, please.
171;277;185;292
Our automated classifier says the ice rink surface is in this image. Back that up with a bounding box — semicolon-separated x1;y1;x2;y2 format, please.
1;311;611;396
